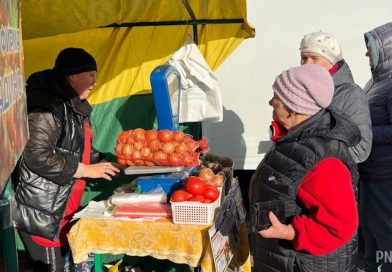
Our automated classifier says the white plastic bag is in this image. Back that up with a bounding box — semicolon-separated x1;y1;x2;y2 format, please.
167;38;223;123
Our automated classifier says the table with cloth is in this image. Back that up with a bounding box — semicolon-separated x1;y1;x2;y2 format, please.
67;217;251;271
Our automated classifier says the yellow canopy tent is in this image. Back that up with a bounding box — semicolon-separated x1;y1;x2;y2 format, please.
21;0;254;157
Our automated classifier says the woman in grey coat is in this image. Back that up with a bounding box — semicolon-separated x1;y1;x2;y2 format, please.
359;22;392;272
300;31;372;163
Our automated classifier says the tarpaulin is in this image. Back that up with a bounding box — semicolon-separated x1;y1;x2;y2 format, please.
21;0;254;165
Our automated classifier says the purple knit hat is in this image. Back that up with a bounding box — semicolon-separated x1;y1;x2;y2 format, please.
272;64;334;115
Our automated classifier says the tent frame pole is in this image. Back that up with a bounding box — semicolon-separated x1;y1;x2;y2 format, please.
180;0;198;44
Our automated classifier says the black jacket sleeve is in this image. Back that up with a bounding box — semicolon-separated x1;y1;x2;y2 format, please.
90;146;103;164
23;109;79;185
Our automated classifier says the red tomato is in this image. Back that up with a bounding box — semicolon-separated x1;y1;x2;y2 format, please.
158;130;174;142
188;194;205;202
203;186;220;201
171;190;192;202
185;176;207;195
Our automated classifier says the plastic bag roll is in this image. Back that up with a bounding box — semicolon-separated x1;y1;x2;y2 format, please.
110;193;167;205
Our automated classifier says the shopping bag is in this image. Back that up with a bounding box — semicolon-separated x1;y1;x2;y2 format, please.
167;37;223;123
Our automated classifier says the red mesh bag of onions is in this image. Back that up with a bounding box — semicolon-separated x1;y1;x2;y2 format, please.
115;129;209;167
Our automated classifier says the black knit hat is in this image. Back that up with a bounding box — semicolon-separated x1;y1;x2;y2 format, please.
54;48;97;75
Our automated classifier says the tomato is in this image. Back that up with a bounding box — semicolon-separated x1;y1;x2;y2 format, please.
171;190;192;202
188;194;205;202
198;168;215;183
185;176;207;195
158;130;174;142
203;186;220;201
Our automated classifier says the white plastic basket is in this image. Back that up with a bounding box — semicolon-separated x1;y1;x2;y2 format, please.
171;188;222;225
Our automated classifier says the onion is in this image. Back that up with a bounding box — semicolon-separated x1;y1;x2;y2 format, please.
211;174;224;187
198;168;215;183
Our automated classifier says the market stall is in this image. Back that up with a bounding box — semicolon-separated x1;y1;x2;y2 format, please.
67;145;249;271
16;1;256;271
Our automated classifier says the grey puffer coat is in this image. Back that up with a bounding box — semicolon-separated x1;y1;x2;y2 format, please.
359;22;392;183
329;60;372;163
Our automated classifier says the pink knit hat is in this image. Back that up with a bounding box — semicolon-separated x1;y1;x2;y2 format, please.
272;64;334;115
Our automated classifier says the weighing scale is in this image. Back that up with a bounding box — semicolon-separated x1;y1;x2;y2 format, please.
150;64;181;131
125;65;191;191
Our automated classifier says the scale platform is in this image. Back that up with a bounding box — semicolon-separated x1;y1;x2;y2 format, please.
124;166;185;175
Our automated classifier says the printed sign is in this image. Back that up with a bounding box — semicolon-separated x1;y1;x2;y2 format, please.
209;180;246;272
0;0;27;193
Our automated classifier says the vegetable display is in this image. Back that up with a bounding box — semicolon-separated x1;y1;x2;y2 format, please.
170;167;224;203
115;129;208;167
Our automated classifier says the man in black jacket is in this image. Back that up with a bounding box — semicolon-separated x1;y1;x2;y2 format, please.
12;48;120;272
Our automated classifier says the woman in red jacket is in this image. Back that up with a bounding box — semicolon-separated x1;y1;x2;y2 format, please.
249;64;359;272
